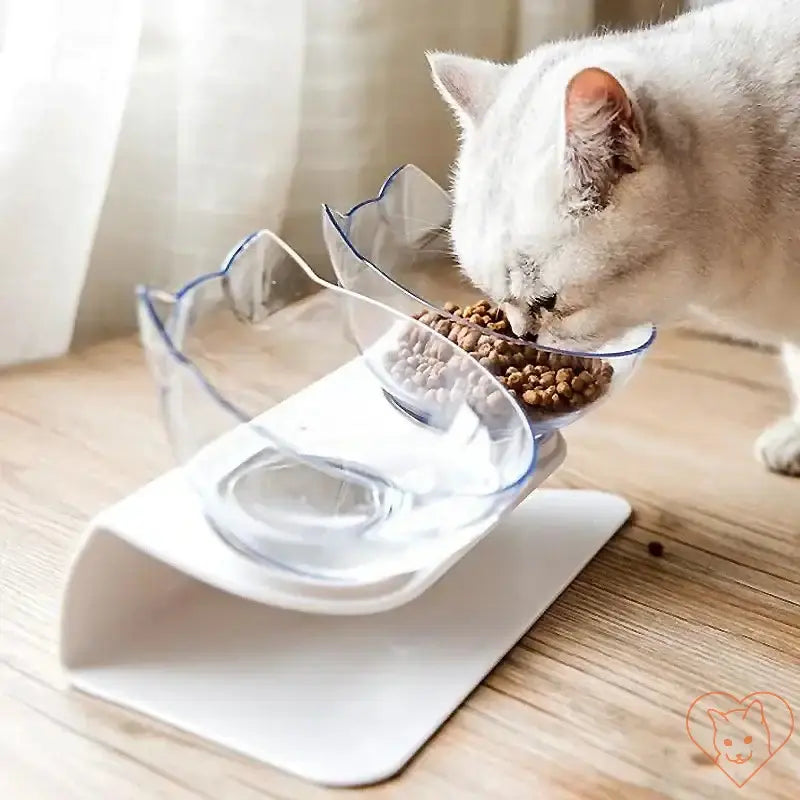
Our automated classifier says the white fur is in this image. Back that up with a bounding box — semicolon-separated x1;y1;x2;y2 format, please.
429;0;800;475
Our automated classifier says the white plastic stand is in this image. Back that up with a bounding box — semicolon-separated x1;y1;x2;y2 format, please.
58;430;630;787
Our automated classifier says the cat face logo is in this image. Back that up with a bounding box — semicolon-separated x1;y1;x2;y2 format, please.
686;692;794;787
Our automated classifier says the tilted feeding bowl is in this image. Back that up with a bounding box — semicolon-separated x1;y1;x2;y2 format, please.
136;229;537;584
322;164;656;435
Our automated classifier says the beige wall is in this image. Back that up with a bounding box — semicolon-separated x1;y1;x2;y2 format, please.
596;0;683;27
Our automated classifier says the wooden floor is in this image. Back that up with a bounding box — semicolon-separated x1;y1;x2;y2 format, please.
1;328;799;800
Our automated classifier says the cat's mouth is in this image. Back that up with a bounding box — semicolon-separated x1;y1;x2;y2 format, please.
535;313;605;352
725;751;752;765
504;295;602;349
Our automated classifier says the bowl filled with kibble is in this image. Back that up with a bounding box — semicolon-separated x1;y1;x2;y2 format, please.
322;164;655;434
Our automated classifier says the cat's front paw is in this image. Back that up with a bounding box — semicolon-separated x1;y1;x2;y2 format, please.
755;417;800;476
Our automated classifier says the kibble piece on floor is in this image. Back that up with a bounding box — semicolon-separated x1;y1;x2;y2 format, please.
647;541;665;558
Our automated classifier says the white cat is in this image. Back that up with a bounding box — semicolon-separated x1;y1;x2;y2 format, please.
428;0;800;475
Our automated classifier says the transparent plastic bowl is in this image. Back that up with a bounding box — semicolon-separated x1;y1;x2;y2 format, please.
322;164;656;434
136;229;537;583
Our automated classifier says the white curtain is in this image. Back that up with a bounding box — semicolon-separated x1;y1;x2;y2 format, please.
0;0;669;367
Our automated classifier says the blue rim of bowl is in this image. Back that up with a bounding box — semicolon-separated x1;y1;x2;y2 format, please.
138;231;260;368
136;229;540;500
136;231;262;423
322;164;658;360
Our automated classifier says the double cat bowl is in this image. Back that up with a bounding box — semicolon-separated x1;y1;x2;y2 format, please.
59;165;654;786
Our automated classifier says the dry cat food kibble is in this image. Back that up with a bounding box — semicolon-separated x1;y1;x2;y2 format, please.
385;299;614;418
647;540;665;558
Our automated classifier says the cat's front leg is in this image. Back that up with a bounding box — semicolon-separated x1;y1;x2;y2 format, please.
755;342;800;476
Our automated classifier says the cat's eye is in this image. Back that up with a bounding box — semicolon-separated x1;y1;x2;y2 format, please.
724;738;733;746
744;736;753;744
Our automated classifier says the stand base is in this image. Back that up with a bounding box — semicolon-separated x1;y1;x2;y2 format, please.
61;488;630;787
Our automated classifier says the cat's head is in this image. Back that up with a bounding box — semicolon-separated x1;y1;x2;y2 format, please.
428;48;697;349
708;700;771;764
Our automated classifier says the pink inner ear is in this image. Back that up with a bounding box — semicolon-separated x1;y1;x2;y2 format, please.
565;67;632;129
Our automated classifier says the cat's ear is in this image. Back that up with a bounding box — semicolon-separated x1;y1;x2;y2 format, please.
427;52;507;128
707;709;727;727
562;66;643;212
743;700;767;724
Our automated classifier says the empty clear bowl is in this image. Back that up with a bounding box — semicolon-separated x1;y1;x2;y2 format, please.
321;165;656;435
136;229;536;583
